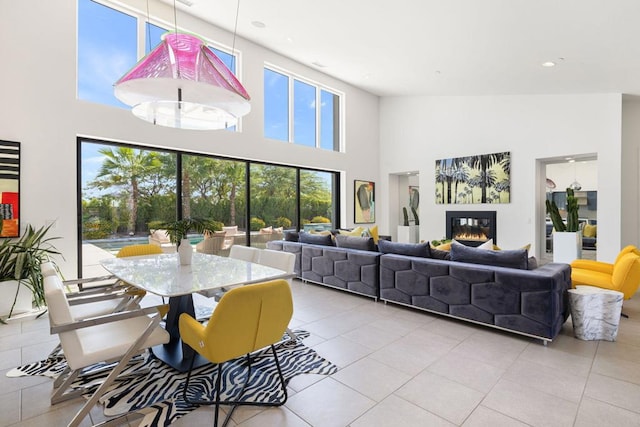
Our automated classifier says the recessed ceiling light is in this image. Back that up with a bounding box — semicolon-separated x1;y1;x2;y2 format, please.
176;0;194;6
286;36;294;43
542;61;556;67
251;21;266;28
312;61;327;68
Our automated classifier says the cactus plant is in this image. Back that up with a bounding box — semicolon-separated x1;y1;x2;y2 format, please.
411;206;419;226
545;187;579;233
402;207;409;226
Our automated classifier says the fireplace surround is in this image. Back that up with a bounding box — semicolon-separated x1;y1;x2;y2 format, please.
446;211;496;247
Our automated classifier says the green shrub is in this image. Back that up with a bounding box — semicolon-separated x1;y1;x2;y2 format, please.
274;217;292;228
250;217;266;231
83;218;114;240
310;216;331;224
204;220;224;232
147;220;166;232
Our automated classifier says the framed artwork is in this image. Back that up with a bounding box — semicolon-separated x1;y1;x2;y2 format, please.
435;151;510;204
0;140;20;237
354;180;375;223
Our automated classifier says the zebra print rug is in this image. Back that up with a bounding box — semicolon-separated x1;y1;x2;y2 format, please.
7;330;337;426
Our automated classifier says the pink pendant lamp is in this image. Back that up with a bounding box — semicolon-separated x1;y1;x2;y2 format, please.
114;32;251;130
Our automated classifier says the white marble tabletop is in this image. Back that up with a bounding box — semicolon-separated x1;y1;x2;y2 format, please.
100;252;290;297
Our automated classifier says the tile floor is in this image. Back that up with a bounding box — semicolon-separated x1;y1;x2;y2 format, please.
2;278;640;427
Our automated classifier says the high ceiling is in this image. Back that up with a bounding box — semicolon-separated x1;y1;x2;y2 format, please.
167;0;640;97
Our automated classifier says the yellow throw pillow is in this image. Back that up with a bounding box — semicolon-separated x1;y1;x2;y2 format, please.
583;224;597;238
366;225;379;244
435;242;452;251
340;226;364;236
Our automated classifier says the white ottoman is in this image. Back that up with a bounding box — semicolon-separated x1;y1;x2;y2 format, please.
568;285;623;341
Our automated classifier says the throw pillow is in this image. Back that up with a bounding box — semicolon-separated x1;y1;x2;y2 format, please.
583;224;597;238
362;225;379;244
339;226;364;236
434;241;452;251
259;226;273;234
378;240;431;258
430;247;451;260
476;239;494;250
335;234;375;251
449;241;528;270
309;229;332;236
298;232;334;246
284;231;299;242
273;227;283;233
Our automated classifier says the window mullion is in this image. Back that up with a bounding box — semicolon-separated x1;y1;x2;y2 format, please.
315;86;321;148
288;76;294;143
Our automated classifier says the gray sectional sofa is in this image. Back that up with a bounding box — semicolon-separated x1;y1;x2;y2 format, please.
267;238;572;342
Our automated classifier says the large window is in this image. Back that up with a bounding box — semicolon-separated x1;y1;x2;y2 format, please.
79;139;339;274
264;65;342;151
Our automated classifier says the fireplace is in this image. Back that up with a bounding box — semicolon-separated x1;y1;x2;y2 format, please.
446;211;496;247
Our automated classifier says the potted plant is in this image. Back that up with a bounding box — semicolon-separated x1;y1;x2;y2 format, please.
546;187;582;263
0;224;60;321
161;218;216;265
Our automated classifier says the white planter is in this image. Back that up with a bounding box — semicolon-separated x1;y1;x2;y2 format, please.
397;225;419;243
553;232;582;264
178;239;193;265
0;280;33;317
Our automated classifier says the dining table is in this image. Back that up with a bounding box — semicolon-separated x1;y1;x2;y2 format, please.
100;251;292;372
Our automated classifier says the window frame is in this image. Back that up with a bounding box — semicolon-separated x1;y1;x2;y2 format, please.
264;63;344;152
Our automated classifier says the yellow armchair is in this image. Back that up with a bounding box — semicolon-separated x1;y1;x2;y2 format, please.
571;245;640;299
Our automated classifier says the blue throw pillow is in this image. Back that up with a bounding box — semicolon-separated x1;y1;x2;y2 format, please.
378;240;431;258
298;232;334;246
284;231;299;242
335;234;375;251
449;241;528;270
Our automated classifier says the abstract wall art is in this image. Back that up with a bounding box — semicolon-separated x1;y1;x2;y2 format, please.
354;180;375;223
0;140;20;237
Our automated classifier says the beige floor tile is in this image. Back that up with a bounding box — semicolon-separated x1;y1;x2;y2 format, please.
427;352;505;393
369;313;425;336
303;312;371;340
450;332;527;369
519;342;594;377
340;323;402;350
287;373;329;393
368;338;444;376
482;379;578;427
351;394;455;427
592;353;640;385
311;336;372;368
285;377;375;427
574;396;640;427
462;405;529;427
236;406;311;427
424;317;481;341
332;357;412;401
546;331;599;358
0;389;20;427
502;358;588;403
395;371;484;425
398;328;462;354
596;340;640;365
584;373;640;414
0;347;21;371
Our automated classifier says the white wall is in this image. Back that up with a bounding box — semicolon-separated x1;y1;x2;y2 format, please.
0;0;380;277
379;94;624;261
622;96;640;248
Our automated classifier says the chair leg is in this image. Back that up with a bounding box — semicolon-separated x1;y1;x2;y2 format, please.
181;352;197;405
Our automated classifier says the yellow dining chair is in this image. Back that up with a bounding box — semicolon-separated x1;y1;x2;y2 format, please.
571;245;640;300
117;243;163;258
179;279;293;427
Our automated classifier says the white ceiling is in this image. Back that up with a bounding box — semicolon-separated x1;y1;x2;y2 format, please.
167;0;640;97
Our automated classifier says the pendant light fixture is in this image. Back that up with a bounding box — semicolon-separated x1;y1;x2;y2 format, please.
568;160;582;191
114;0;250;130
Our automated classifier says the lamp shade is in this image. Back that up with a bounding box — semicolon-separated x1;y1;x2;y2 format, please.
114;32;251;130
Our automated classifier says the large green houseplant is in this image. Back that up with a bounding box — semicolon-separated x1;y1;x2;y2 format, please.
0;224;60;320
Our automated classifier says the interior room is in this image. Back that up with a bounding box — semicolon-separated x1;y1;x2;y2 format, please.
1;1;640;426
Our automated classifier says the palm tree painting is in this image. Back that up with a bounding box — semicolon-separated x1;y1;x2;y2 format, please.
435;152;510;204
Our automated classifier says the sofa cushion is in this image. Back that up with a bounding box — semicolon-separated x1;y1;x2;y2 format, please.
335;234;375;251
284;231;299;242
450;241;529;270
298;232;334;246
430;247;451;260
338;226;364;237
378;240;431;258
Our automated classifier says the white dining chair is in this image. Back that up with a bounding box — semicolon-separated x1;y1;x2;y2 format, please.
44;273;170;427
229;245;260;262
256;249;297;341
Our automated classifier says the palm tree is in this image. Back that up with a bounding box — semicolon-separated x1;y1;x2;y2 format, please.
452;163;469;204
467;152;506;203
435;161;447;204
89;147;161;234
